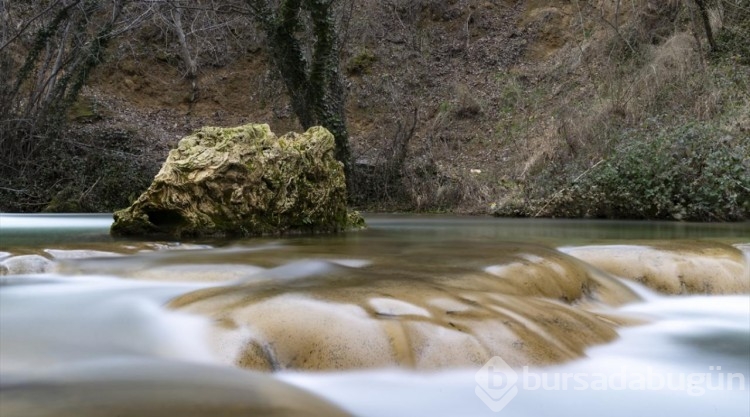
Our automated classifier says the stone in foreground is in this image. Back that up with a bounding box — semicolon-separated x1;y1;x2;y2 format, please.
111;124;363;238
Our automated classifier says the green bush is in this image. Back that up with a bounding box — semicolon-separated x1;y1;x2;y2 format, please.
545;123;749;221
345;49;377;75
715;0;750;64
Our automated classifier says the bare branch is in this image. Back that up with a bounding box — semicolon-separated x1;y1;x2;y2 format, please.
0;0;68;52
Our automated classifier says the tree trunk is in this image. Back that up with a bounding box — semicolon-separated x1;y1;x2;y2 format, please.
167;1;199;101
247;0;351;182
305;0;351;177
694;0;718;52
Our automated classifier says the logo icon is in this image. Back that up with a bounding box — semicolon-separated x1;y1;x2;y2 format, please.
475;356;519;412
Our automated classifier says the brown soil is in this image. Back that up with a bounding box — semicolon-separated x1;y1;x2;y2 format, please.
68;1;572;211
69;0;745;214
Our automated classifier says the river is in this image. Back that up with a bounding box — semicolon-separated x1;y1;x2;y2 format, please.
1;214;748;416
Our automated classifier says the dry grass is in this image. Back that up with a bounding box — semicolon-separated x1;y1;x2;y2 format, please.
487;0;749;218
642;33;698;86
5;0;742;215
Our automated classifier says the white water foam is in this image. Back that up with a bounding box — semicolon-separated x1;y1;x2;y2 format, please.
280;293;750;417
1;269;747;417
0;213;113;230
0;275;218;373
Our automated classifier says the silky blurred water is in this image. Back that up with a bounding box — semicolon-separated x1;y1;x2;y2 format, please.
0;214;748;417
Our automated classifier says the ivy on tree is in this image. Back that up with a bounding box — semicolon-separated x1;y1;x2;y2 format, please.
246;0;352;182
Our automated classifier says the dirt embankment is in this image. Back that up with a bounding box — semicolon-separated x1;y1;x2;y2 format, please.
67;0;749;217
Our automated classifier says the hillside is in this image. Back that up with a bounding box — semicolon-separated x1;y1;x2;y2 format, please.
2;0;748;219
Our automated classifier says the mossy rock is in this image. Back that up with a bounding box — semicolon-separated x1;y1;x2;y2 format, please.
43;187;82;213
68;97;104;123
111;124;364;238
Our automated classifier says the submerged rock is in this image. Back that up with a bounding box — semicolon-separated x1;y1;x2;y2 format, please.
0;359;352;417
0;255;53;275
111;124;363;238
169;244;640;371
562;242;750;294
43;249;122;260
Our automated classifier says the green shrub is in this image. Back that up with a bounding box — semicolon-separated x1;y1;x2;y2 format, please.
345;49;377;75
545;122;749;221
715;0;750;64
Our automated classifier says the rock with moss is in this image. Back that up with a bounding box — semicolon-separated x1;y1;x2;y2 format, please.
111;124;364;238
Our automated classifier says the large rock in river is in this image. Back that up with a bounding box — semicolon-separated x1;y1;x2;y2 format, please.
111;124;363;238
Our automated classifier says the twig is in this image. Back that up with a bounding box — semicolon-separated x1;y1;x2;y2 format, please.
78;176;101;203
534;159;604;217
0;186;29;193
465;11;474;50
0;0;66;52
597;4;636;55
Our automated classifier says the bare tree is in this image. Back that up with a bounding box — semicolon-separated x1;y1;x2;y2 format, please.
165;0;199;98
0;0;132;207
153;0;228;102
2;1;126;143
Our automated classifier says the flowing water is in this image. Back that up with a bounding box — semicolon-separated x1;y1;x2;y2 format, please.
0;214;748;416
